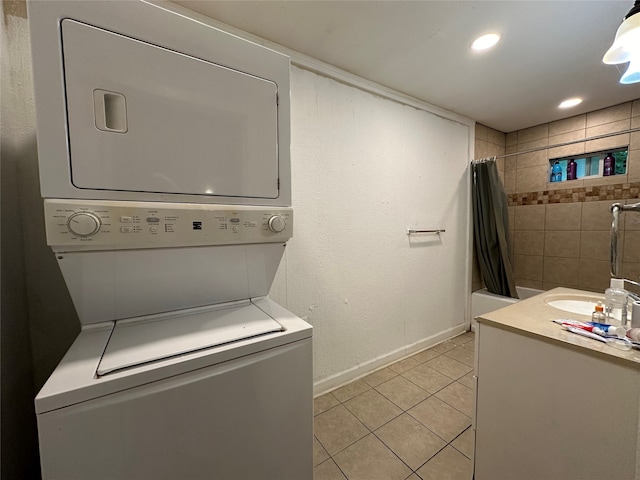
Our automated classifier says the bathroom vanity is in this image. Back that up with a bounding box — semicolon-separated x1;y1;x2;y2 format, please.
473;287;640;480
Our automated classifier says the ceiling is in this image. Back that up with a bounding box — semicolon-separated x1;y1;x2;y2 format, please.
174;1;640;133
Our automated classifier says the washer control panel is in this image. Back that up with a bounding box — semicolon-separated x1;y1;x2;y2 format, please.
44;199;292;250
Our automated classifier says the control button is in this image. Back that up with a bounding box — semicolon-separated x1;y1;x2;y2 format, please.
230;218;240;224
150;226;158;233
268;215;286;233
146;217;160;223
232;226;239;233
120;226;133;233
67;212;101;237
120;216;133;223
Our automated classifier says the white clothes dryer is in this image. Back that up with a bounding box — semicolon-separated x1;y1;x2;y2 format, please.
27;2;312;479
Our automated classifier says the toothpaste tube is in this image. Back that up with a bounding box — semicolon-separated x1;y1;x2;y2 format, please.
553;319;607;336
562;325;607;342
559;324;632;350
552;319;625;337
587;322;626;338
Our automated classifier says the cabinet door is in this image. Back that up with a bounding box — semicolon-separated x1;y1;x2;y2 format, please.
62;20;279;199
474;323;640;480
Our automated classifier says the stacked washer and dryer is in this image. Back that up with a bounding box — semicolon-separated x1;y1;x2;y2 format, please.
28;1;312;479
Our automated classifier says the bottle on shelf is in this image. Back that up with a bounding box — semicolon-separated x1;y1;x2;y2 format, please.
566;159;577;180
551;161;562;182
603;152;614;176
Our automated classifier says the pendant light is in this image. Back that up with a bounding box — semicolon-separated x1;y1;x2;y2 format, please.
603;1;640;84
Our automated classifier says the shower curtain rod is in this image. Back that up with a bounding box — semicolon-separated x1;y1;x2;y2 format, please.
472;126;640;163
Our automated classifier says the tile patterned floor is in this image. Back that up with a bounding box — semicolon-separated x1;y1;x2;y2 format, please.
314;331;475;480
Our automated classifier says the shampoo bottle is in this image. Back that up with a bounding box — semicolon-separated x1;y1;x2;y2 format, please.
551;161;562;182
567;159;577;180
603;153;614;176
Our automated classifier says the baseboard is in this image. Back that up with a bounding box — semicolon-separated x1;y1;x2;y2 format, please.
313;323;468;397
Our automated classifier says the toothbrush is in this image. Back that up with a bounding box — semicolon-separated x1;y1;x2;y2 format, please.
563;325;606;342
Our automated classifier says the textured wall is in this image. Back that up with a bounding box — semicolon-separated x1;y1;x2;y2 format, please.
270;67;472;393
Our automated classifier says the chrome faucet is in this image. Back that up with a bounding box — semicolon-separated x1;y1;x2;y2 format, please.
618;278;640;303
610;201;640;277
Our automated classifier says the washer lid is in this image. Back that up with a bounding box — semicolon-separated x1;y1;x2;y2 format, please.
97;300;284;376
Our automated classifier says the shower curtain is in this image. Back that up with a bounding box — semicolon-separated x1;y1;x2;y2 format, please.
472;159;518;298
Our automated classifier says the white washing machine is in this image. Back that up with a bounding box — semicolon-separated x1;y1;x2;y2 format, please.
28;2;312;479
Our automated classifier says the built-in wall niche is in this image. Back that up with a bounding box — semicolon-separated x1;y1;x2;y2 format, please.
549;147;628;183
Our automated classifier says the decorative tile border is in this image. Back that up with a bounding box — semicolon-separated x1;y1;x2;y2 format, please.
508;182;640;206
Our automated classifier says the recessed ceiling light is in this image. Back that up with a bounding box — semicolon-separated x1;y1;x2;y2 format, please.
559;98;583;109
470;33;501;51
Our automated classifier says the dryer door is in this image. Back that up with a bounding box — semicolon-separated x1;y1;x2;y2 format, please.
61;19;279;199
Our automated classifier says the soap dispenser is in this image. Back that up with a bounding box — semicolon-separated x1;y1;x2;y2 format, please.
605;279;628;328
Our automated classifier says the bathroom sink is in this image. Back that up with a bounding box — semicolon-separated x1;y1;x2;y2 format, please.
544;293;604;317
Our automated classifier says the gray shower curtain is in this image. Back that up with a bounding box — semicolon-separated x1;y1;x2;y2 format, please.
472;160;518;298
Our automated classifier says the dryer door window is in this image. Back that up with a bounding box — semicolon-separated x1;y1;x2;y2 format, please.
61;20;279;199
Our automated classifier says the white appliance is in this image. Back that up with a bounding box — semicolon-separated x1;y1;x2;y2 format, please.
28;2;312;479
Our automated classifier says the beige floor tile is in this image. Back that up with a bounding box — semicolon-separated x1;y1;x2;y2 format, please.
461;340;475;352
405;475;421;480
424;355;473;380
459;331;475;343
451;427;475;459
314;404;369;455
410;348;440;364
408;396;471;442
443;346;474;367
457;371;475;389
435;382;474;417
375;414;446;470
332;379;371;403
431;339;458;354
389;356;421;374
314;459;347;480
362;367;398;387
401;363;454;394
315;392;340;416
344;389;403;430
415;445;472;480
375;375;430;410
314;436;330;466
333;434;412;480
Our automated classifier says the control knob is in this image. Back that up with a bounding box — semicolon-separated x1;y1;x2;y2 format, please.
67;212;101;237
268;215;286;233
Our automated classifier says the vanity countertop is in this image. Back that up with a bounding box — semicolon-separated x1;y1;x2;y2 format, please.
476;286;640;368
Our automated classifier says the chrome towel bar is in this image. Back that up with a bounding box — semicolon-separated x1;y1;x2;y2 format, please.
406;229;445;235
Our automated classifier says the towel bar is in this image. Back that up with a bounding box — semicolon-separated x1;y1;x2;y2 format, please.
406;229;445;235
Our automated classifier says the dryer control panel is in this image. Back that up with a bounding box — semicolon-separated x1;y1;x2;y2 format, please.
44;199;292;251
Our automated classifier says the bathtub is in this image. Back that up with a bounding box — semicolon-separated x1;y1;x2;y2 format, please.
471;286;544;324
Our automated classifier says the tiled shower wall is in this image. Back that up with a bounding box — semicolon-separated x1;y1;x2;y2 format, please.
473;100;640;295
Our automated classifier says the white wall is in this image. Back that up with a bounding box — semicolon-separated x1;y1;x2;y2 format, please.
271;66;472;394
